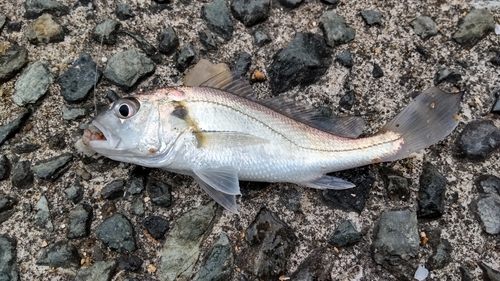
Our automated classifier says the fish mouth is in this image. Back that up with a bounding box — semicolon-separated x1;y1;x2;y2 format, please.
82;120;121;149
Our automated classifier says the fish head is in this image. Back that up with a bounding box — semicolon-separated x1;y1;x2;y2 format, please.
84;89;186;167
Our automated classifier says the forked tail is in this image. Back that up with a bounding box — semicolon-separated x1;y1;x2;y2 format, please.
378;87;463;162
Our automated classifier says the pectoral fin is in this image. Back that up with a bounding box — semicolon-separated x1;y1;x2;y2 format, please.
194;131;269;148
193;175;239;214
192;167;241;214
300;175;356;190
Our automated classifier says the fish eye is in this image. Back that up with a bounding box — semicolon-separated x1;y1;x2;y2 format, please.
113;98;140;119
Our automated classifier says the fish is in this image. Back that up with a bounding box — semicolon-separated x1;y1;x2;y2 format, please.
83;60;463;214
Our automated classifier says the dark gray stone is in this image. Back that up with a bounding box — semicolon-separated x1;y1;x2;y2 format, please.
319;0;338;5
372;63;384;78
231;0;270;27
12;143;40;154
268;33;331;95
232;52;251;77
92;19;121;45
0;109;30;146
95;213;136;253
34;195;53;232
320;11;355;47
176;44;196;72
143;216;169;239
11;160;33;189
491;53;500;67
276;0;303;9
493;95;500;113
0;155;10;181
453;9;495;48
147;178;172;208
381;168;411;201
0;45;29;83
428;240;452;270
477;195;500;235
339;90;354;110
323;166;375;213
290;247;335;281
101;179;125;200
130;196;145;216
199;30;217;51
67;204;93;239
58;53;101;104
37;240;80;269
417;162;447;219
62;106;86;120
32;153;72;181
0;235;19;281
278;187;301;212
336;50;354;68
459;265;473;281
328;220;362;247
118;255;142;272
201;0;234;41
13;60;53;106
103;49;155;90
157;202;218;281
479;262;500;281
476;175;500;195
253;29;271;47
74;260;117;281
24;0;69;19
25;14;64;44
158;27;179;55
360;10;382;26
434;68;461;85
0;196;17;214
241;208;297;280
410;15;438;40
64;182;84;204
126;166;147;195
116;3;135;20
123;31;157;57
455;120;500;161
372;209;419;281
192;233;234;281
415;44;431;59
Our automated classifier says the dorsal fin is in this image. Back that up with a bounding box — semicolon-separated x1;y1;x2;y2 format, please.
184;59;365;138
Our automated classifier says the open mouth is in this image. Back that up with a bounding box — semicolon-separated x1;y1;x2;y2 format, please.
82;126;106;146
82;121;121;149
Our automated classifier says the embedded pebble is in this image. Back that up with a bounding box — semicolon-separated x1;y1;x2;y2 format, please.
95;213;136;253
176;43;196;72
372;63;384;78
101;179;125;200
124;31;158;58
32;153;73;181
130;196;145;216
475;174;500;195
157;202;217;281
479;262;500;281
58;53;101;104
491;53;500;67
103;49;155;90
92;19;121;45
417;162;447;219
372;209;419;280
278;187;301;212
67;204;93;239
118;255;143;272
126;167;147;195
13;60;53;106
415;44;431;59
455;120;500;161
453;9;495;48
62;106;86;120
11;160;33;189
276;0;303;9
201;0;234;41
0;45;29;83
360;10;382;25
143;216;170;239
25;14;64;44
240;208;297;279
428;240;452;270
434;68;461;85
24;0;69;19
336;50;354;68
328;219;362;247
74;260;117;281
231;0;270;27
116;3;135;20
0;195;18;224
0;109;31;146
36;240;80;269
158;27;179;55
34;195;53;232
64;182;84;204
0;13;5;29
198;30;217;51
147;178;172;208
290;247;335;280
320;11;355;47
381;168;411;201
0;155;10;180
459;265;473;281
339;90;355;110
0;235;19;281
12;143;40;154
253;29;271;47
268;33;331;95
477;195;500;235
192;233;234;281
232;52;252;77
410;15;438;40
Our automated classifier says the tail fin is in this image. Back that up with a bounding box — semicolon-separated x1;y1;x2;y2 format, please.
380;87;463;162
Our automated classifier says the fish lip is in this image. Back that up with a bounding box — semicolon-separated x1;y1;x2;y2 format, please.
89;120;121;149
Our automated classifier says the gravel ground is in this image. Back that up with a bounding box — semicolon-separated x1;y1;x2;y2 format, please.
1;0;500;280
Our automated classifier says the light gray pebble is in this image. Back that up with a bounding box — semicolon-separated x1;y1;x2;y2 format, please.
410;15;438;40
13;60;53;106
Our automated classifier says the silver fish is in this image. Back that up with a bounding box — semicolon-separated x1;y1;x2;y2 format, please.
83;64;462;214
